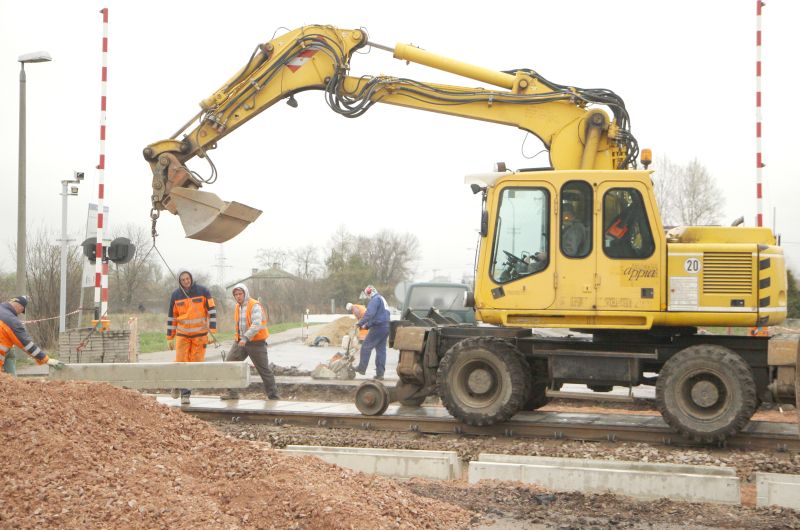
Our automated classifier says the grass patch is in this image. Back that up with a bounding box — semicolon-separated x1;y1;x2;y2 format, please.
138;322;302;354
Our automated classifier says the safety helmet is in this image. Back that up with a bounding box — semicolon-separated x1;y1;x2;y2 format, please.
345;302;353;311
363;285;377;298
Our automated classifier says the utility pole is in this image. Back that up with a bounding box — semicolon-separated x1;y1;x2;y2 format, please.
59;172;83;333
213;244;233;287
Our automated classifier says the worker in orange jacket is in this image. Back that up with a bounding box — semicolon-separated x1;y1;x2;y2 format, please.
0;296;63;372
345;303;369;342
166;271;216;404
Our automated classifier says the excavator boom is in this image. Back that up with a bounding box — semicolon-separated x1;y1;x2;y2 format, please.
143;25;636;242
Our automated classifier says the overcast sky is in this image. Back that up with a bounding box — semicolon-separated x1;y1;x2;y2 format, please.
1;1;799;289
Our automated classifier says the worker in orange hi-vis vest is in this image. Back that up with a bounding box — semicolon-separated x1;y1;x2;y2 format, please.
0;296;64;373
345;303;369;343
220;283;279;401
166;271;217;404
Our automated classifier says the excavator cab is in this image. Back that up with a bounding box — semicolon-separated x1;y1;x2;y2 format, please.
167;187;261;243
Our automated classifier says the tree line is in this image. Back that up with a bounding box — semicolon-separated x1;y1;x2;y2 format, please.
0;224;420;349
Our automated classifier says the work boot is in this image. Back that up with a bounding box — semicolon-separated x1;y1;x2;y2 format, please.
267;393;281;400
220;390;240;400
170;388;180;399
375;375;384;381
354;367;366;375
180;394;190;405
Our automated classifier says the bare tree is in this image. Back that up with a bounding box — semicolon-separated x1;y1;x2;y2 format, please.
291;245;319;279
674;159;725;225
322;227;419;305
21;227;83;348
652;156;725;226
651;156;681;226
108;224;161;312
365;230;420;288
255;247;289;270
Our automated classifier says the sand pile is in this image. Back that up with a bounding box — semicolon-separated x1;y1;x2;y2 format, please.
305;316;358;347
0;374;472;529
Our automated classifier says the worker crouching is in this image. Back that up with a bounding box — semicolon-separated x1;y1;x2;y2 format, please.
353;285;390;380
0;296;63;373
167;271;216;404
220;283;280;401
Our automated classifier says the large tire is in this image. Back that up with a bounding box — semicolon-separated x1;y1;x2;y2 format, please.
437;338;530;426
522;358;550;410
656;344;757;444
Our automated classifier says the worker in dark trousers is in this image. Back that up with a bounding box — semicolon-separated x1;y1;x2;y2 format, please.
220;283;279;400
354;285;390;380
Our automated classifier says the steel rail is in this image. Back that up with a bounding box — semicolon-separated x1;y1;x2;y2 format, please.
166;398;800;452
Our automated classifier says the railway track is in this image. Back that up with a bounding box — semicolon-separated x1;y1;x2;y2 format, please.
158;396;800;452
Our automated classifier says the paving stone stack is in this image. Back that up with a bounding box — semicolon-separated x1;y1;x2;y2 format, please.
58;328;137;364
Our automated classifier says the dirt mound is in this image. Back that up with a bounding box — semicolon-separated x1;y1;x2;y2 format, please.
0;374;471;529
304;317;357;347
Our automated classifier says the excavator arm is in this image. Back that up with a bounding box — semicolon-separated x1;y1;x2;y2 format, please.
143;25;638;242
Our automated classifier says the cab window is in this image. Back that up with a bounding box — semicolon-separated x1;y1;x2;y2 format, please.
602;188;655;259
491;187;550;283
560;181;592;258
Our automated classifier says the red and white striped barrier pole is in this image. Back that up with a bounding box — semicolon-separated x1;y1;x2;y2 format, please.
93;7;109;326
756;0;764;227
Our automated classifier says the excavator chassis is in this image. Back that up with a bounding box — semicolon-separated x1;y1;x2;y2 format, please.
363;312;796;444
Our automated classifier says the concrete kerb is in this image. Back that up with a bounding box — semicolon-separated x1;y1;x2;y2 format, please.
756;472;800;509
279;445;462;480
469;453;740;505
48;361;251;390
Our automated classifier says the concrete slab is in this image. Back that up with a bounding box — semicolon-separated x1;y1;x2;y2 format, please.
280;445;461;480
470;454;740;505
478;454;736;477
756;472;800;509
48;362;250;389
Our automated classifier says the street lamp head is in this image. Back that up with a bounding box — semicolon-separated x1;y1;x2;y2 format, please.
18;51;52;64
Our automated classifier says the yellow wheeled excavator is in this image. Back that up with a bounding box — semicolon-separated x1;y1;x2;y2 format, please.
144;25;796;443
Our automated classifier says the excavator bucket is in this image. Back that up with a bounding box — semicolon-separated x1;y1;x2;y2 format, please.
169;187;262;243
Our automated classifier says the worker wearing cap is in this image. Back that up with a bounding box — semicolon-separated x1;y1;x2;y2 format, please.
345;303;369;343
166;271;217;404
0;296;63;373
354;285;390;380
220;283;279;401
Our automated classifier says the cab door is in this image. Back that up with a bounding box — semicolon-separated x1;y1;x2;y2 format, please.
594;182;662;312
486;182;556;310
553;180;596;312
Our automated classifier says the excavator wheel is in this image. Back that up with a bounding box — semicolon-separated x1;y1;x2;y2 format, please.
521;358;552;411
437;338;530;426
355;381;390;416
656;344;757;444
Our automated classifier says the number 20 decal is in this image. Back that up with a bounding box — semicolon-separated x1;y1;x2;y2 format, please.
684;258;701;273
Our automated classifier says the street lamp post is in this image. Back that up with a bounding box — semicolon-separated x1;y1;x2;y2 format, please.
17;51;52;295
59;172;84;333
